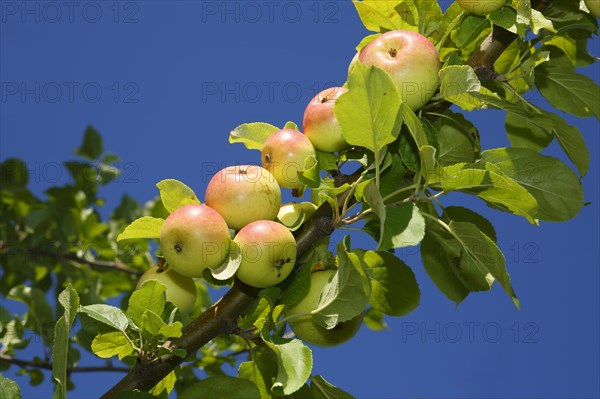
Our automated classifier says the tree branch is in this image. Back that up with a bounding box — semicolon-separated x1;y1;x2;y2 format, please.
101;8;546;396
0;241;142;276
0;353;129;373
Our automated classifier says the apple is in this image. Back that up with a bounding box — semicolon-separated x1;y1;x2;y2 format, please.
161;204;231;278
262;128;316;189
136;265;197;314
584;0;600;18
303;87;350;153
234;220;297;288
205;165;281;230
277;202;318;229
456;0;507;15
358;30;440;111
286;269;363;347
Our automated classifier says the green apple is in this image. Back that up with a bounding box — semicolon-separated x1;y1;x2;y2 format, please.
358;30;440;111
136;265;197;314
303;87;350;153
286;269;363;347
161;204;231;278
205;165;281;230
456;0;507;15
262;128;316;189
277;202;318;229
584;0;600;18
234;220;297;288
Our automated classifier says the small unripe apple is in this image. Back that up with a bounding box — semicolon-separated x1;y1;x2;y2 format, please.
234;220;297;288
358;30;440;111
287;269;363;347
205;165;281;230
262;128;316;189
456;0;507;15
161;204;231;278
303;87;350;153
584;0;600;18
137;265;197;314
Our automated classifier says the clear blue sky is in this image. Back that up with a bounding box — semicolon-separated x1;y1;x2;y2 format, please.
1;1;599;398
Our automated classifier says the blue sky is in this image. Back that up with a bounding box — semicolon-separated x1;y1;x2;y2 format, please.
1;1;599;398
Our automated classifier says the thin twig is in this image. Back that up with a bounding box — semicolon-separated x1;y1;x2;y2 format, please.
0;353;130;373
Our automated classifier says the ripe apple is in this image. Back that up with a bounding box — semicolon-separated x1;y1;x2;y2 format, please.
286;269;363;347
137;265;197;314
584;0;600;18
277;202;318;229
358;30;440;111
456;0;507;15
205;165;281;230
262;128;316;189
161;204;231;278
303;87;350;153
234;220;297;288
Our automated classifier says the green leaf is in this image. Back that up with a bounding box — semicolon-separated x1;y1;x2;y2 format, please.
74;126;103;160
229;122;280;151
535;62;600;119
78;304;129;331
438;65;481;104
421;218;518;307
335;62;401;154
451;14;490;48
480;148;584;221
279;263;312;306
454;222;519;308
310;375;355;399
352;250;420;317
149;370;176;397
505;111;553;151
0;376;21;399
514;0;531;24
140;309;165;336
116;216;164;242
364;182;426;250
238;346;278;399
91;331;134;359
269;339;313;396
363;308;388;331
298;155;320;189
284;121;299;130
210;239;242;281
353;0;418;33
315;151;338;171
530;9;556;34
52;284;79;399
127;280;167;328
443;206;497;242
8;285;54;345
311;240;369;329
489;7;518;33
547;112;590;177
434;111;480;165
181;376;260;399
429;162;539;224
399;103;429;149
156;179;200;213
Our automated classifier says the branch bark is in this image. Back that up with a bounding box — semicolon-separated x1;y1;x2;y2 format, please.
101;10;543;397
